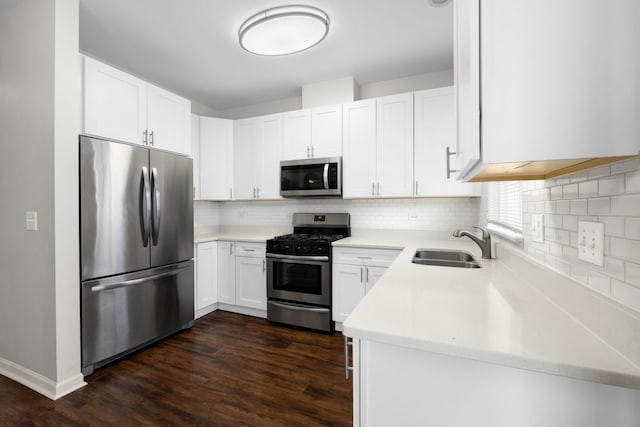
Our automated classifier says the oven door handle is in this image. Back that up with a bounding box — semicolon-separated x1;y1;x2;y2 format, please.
266;253;330;262
269;300;330;313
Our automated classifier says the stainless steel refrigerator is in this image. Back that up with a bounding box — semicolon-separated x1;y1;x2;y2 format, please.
80;135;194;375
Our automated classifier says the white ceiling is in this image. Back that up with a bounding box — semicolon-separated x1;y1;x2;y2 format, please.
79;0;453;111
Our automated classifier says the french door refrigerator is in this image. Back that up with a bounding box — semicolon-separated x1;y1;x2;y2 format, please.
80;135;194;375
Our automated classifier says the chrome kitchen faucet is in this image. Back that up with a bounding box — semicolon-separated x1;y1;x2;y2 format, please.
453;226;492;259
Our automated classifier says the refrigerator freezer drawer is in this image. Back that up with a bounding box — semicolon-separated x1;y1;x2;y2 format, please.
81;261;194;375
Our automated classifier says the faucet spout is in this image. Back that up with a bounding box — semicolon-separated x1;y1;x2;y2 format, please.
453;226;492;259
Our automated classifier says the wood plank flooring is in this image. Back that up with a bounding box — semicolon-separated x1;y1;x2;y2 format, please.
0;311;353;426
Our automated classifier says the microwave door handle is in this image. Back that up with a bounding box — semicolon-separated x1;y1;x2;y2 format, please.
323;163;329;189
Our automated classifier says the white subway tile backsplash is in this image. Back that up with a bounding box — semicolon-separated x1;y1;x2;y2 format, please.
587;197;611;216
626;262;640;287
570;199;588;215
521;159;640;313
611;195;640;217
625;218;640;240
598;175;625;196
550;186;563;200
556;200;571;214
600;216;625;238
563;184;578;199
610;238;640;264
578;180;598;198
626;171;640;193
611;280;640;312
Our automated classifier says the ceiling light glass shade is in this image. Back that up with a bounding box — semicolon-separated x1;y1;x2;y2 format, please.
239;5;329;56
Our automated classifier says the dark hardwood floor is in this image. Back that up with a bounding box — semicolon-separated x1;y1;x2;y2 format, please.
0;311;353;426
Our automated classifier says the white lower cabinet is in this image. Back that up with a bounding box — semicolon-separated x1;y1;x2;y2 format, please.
195;241;217;318
350;339;640;427
217;241;267;314
332;247;401;323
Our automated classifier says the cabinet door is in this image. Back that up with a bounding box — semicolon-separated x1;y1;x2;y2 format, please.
83;56;147;145
196;241;217;314
376;93;414;198
332;264;365;323
217;242;236;304
414;88;480;196
283;109;312;160
191;115;201;200
311;104;342;158
342;99;377;198
233;118;259;200
235;256;267;310
364;266;387;294
257;113;283;200
453;0;481;176
146;84;191;155
200;117;234;200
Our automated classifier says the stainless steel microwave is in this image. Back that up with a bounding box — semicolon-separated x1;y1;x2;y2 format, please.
280;157;342;198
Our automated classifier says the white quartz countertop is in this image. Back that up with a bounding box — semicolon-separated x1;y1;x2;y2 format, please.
339;230;640;390
194;226;288;243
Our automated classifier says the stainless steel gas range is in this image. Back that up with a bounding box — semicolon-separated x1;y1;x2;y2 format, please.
266;213;350;332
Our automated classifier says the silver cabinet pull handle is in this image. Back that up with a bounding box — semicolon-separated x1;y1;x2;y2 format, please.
446;146;460;179
143;129;148;145
151;167;161;245
256;187;260;199
415;181;419;195
229;243;233;255
149;130;154;146
344;336;353;380
243;248;255;252
365;267;369;284
376;182;380;196
311;145;314;157
356;256;372;260
262;259;266;272
307;146;310;158
229;188;233;200
372;182;375;197
360;267;364;283
253;187;256;199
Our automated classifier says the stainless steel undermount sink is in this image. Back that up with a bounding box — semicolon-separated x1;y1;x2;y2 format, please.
411;249;482;268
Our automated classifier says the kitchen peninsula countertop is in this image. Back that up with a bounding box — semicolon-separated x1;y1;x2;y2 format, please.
337;229;640;390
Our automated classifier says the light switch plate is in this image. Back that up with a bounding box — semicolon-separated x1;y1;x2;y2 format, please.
578;221;604;266
26;211;38;231
531;214;544;243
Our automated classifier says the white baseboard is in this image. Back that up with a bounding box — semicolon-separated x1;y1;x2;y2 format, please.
0;357;86;400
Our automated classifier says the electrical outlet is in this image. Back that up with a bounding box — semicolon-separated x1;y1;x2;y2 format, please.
578;221;604;266
26;211;38;231
531;214;544;243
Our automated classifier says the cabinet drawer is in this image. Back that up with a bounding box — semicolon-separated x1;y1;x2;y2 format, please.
235;242;266;258
333;247;401;267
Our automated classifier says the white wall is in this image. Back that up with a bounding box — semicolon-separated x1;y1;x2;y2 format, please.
217;96;303;120
0;0;83;398
358;69;453;100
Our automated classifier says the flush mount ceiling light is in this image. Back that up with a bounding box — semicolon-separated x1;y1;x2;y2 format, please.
238;5;330;56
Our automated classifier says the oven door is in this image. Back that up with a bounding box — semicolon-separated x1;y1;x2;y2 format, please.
266;253;331;306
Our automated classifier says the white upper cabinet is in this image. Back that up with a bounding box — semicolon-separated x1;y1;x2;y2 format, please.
146;84;191;155
375;93;414;198
311;104;343;159
342;99;377;198
414;87;479;197
455;0;640;181
191;115;201;200
82;56;191;155
200;116;234;200
283;109;312;160
233;118;259;201
283;105;342;160
233;114;283;200
83;56;147;146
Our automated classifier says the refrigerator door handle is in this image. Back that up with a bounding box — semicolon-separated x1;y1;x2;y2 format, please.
151;167;161;246
140;166;151;247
